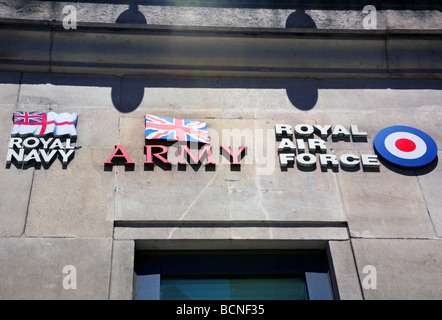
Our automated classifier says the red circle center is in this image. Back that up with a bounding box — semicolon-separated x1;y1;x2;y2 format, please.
395;138;416;152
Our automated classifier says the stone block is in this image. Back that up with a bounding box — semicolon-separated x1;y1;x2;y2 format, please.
115;165;231;222
0;237;112;299
384;10;442;29
0;72;21;107
17;74;121;148
225;162;346;222
417;152;442;237
110;240;135;300
387;37;442;71
0;107;34;236
18;73;120;110
115;117;345;223
337;159;436;238
0;168;34;236
115;116;230;222
0;0;53;21
230;226;348;241
352;239;442;299
328;241;363;300
115;226;233;241
24;148;115;238
114;226;347;242
315;84;442;151
1;3;442;30
73;109;120;148
0;28;51;73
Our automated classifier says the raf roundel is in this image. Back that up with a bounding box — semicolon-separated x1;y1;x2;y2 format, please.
374;126;438;168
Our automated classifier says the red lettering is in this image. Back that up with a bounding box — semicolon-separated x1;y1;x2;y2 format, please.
179;145;214;165
104;145;134;166
221;146;247;165
144;145;170;165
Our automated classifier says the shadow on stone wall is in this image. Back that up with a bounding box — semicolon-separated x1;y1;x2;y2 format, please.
114;6;319;111
284;9;318;110
285;9;317;29
115;4;147;24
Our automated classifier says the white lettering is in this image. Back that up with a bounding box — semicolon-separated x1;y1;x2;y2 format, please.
351;125;368;139
275;124;293;138
319;154;339;168
278;138;296;152
279;153;295;168
294;124;314;138
8;137;22;149
361;154;380;168
58;149;75;164
40;149;59;163
6;148;24;164
23;149;41;164
39;137;54;149
296;153;316;167
332;125;351;139
313;124;332;139
23;137;39;149
49;139;64;149
340;154;360;168
308;139;327;153
296;139;306;153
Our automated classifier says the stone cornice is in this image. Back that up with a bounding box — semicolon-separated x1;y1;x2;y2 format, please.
0;19;440;78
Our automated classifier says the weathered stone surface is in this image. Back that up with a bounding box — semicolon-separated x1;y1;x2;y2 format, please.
24;148;115;237
337;153;436;238
17;73;121;148
0;237;112;299
0;107;34;236
0;0;439;302
18;73;119;110
110;240;135;300
0;72;21;107
115;79;441;146
229;226;348;240
114;226;348;242
328;240;363;300
115;117;345;223
352;239;442;299
417;152;442;237
1;2;441;30
0;28;51;73
0;168;34;236
115;116;231;222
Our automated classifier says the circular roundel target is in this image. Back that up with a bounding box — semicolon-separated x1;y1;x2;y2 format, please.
374;126;438;168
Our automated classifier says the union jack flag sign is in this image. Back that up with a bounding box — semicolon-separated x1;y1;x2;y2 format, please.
12;111;78;137
145;114;210;144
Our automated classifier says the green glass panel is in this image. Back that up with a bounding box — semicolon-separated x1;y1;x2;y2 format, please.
161;277;307;300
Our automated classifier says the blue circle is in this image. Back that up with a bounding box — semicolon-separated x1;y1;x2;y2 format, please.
374;126;438;168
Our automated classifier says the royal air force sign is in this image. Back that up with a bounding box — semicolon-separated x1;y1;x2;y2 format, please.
374;126;438;168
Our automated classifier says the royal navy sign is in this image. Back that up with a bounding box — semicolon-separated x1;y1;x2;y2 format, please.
6;111;78;166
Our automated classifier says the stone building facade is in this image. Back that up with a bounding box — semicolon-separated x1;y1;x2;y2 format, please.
0;1;441;300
